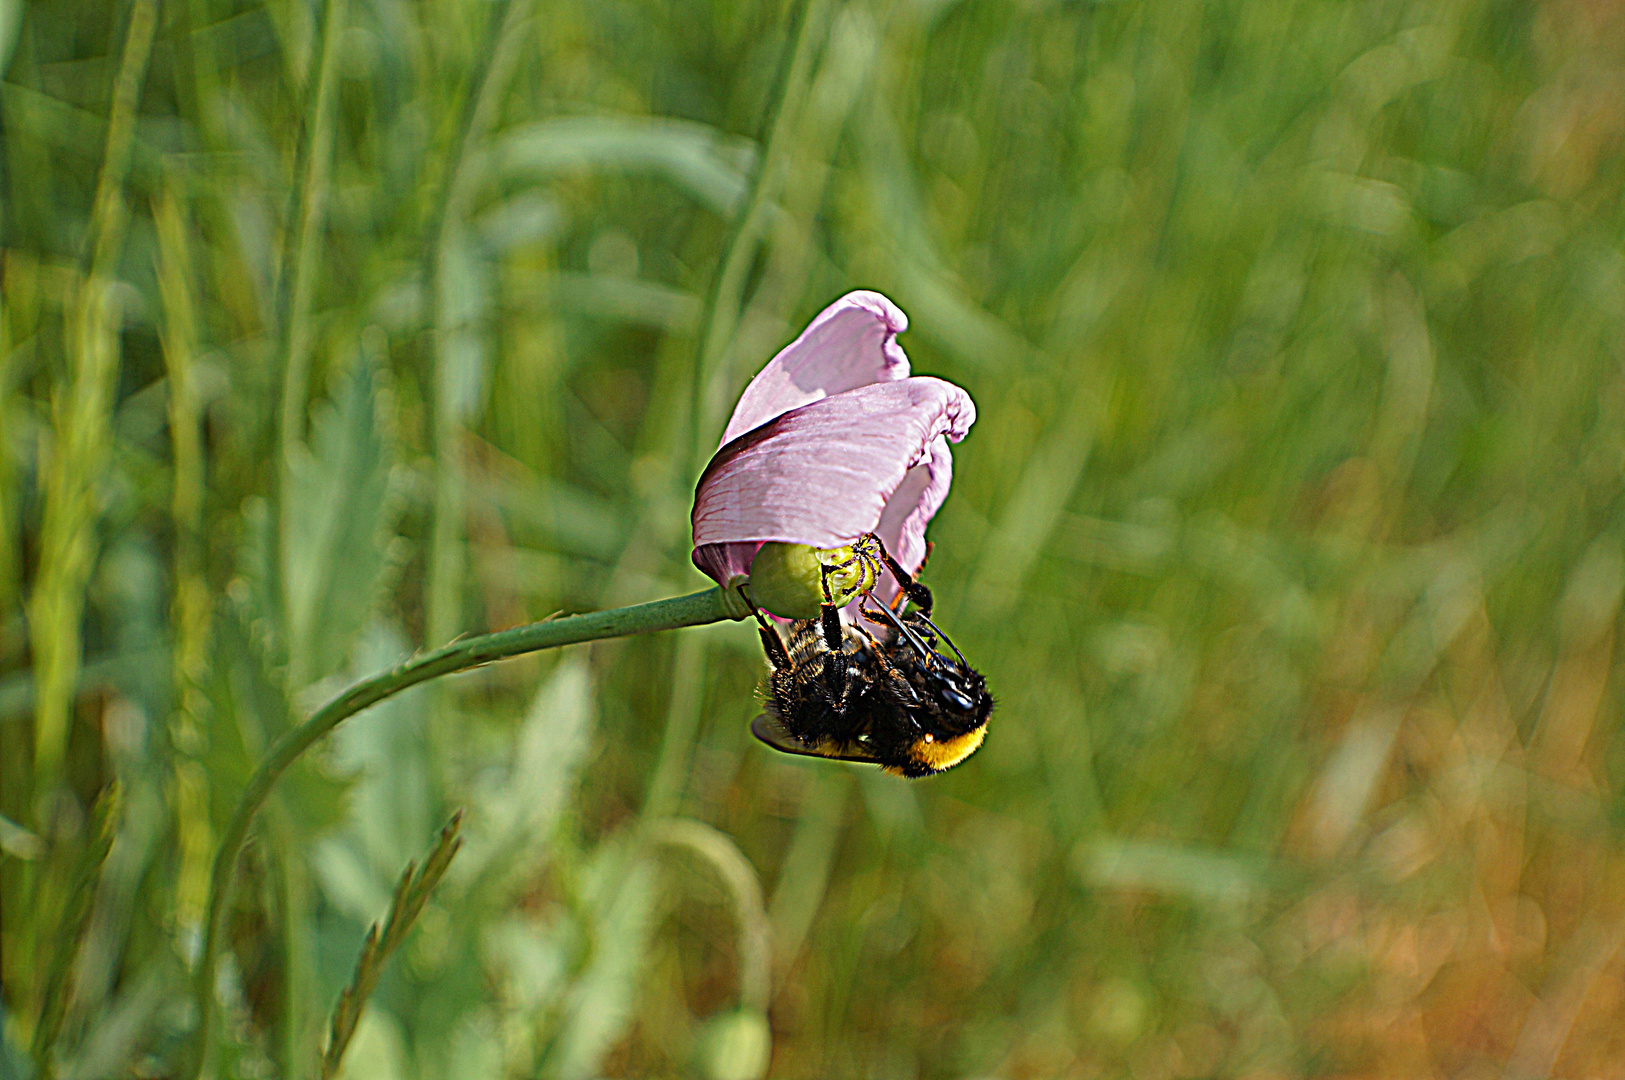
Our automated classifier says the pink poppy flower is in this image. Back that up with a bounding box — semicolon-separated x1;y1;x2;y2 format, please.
691;291;976;608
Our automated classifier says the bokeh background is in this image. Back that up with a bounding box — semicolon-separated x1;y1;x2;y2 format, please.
5;0;1625;1076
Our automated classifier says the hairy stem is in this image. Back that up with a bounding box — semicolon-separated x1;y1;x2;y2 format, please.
188;586;746;1078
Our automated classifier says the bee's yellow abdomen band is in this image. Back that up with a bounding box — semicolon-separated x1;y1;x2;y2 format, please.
910;725;987;773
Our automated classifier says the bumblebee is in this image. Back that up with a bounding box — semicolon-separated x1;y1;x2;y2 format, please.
748;535;992;777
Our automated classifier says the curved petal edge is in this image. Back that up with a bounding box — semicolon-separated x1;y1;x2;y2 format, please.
719;291;911;445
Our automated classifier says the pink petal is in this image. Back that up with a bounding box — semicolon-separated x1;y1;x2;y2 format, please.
692;377;975;586
720;291;910;445
868;435;953;603
691;540;761;587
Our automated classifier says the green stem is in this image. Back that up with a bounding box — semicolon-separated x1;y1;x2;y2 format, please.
188;586;745;1079
276;0;349;461
29;0;157;807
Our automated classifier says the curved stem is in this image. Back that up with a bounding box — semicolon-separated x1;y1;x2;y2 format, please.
189;586;744;1078
646;818;771;1014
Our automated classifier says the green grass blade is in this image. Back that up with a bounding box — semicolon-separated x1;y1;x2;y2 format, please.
26;0;156;803
29;784;119;1076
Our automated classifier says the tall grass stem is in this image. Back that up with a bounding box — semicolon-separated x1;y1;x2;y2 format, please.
27;0;157;805
275;0;350;460
155;179;217;951
425;0;536;650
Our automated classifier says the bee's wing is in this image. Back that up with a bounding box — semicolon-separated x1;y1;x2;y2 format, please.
750;713;882;766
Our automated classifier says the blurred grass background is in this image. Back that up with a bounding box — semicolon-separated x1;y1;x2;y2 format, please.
4;0;1625;1076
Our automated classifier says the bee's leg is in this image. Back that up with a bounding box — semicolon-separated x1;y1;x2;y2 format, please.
819;604;844;653
851;624;921;706
814;611;853;711
817;562;847;652
859;532;935;615
859;597;940;670
811;563;858;710
821;648;853;711
885;540;935;611
750;606;793;671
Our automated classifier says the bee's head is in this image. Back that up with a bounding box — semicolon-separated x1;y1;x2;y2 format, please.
859;600;994;776
919;662;992;734
899;656;992;776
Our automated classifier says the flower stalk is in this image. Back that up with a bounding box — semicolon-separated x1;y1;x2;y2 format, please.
189;585;748;1078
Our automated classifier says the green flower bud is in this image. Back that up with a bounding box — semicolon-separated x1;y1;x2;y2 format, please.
747;541;876;620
